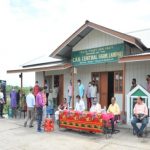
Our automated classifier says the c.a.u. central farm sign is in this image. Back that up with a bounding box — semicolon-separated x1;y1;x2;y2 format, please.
71;43;124;66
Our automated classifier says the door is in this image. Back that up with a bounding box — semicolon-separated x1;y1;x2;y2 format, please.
100;72;108;108
58;75;64;105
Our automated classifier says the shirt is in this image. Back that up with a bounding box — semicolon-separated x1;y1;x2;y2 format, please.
53;87;58;98
78;84;84;98
26;93;35;108
134;103;148;116
0;92;4;103
44;83;49;94
90;103;101;113
0;92;4;99
10;90;17;108
68;85;73;97
42;92;47;106
75;99;85;112
91;86;97;98
86;86;91;98
36;92;44;108
107;103;120;115
130;84;137;91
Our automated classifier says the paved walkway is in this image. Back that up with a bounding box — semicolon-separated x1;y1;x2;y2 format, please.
0;119;150;150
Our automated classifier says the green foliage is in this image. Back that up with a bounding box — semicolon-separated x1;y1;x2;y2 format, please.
6;85;31;95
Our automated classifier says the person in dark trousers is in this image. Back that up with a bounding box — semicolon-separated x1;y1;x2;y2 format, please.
44;80;49;106
36;87;44;132
0;88;4;118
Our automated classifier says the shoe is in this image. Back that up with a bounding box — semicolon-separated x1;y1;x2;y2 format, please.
37;129;43;132
138;132;143;138
29;125;34;128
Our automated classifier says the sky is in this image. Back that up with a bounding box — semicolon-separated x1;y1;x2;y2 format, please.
0;0;150;86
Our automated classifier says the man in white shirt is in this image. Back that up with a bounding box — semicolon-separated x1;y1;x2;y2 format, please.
0;88;4;118
90;97;101;113
75;95;85;112
53;85;59;109
91;81;97;100
24;88;35;128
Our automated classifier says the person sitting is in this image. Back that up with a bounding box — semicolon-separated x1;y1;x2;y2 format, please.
55;98;68;124
107;97;120;133
74;95;85;112
90;97;101;113
131;97;148;137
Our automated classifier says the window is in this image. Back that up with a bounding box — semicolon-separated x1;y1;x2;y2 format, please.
114;71;123;93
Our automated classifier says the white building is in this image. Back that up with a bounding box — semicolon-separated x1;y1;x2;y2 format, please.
7;21;150;124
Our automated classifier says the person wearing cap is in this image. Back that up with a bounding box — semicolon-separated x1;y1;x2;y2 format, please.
90;97;101;113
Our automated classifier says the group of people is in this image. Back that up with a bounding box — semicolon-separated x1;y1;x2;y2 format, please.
67;79;98;110
0;87;20;119
0;75;149;136
24;80;49;132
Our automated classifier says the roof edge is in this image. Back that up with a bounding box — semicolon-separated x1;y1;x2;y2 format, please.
50;20;147;58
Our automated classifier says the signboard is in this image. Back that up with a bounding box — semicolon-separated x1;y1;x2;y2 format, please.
72;43;124;66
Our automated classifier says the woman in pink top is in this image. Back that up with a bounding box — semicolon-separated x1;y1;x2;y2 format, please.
131;97;148;137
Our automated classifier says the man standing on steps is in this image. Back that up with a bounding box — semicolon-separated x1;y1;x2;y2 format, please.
24;88;35;128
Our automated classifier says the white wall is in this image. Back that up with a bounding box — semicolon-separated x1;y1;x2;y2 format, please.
125;61;150;112
115;94;123;111
35;72;44;86
73;29;123;51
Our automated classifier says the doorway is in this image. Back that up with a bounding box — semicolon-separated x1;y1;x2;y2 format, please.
54;75;64;106
108;72;114;106
99;72;114;108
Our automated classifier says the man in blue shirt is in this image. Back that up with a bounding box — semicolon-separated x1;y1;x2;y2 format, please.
77;80;85;99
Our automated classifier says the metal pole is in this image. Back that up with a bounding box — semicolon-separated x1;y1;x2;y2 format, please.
20;73;23;92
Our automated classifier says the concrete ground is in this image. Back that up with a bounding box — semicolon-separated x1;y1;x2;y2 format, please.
0;118;150;150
